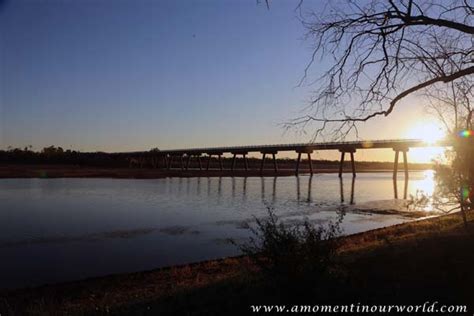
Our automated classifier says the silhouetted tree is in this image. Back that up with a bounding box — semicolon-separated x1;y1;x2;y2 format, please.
289;0;473;139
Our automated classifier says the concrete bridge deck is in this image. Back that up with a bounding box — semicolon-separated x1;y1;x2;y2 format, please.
157;139;447;155
119;139;450;178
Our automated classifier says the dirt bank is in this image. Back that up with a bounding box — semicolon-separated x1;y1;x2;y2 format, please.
1;211;472;315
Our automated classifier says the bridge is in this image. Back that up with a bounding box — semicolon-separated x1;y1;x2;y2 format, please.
119;139;450;178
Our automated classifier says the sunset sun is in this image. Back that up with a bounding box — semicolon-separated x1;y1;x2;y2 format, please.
406;121;446;145
404;121;446;163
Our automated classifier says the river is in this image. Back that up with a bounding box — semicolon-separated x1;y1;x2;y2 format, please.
0;171;440;289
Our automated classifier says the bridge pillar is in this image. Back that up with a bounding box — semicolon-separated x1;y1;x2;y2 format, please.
198;155;203;170
273;153;278;172
260;151;278;174
338;148;356;177
295;153;302;175
186;155;192;170
307;153;313;175
260;153;266;173
339;177;344;202
206;154;212;170
230;152;249;172
296;149;313;176
403;151;408;179
167;155;173;170
350;151;356;178
162;156;167;169
218;154;223;170
231;154;237;171
180;155;185;171
338;152;345;178
393;147;409;180
393;150;399;179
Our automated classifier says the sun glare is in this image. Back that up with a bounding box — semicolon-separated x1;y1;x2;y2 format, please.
406;121;445;145
403;121;447;163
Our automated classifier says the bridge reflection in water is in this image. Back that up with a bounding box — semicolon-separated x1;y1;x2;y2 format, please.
167;174;416;204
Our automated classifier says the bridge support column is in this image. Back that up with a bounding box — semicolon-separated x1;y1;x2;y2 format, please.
350;151;356;178
393;150;399;179
231;152;248;172
231;154;237;171
273;153;278;173
338;152;345;178
260;153;266;173
261;151;278;174
296;149;314;175
180;155;185;171
393;147;409;180
218;154;223;170
206;154;212;170
403;151;408;179
307;153;313;175
296;153;302;176
339;177;344;203
393;177;398;199
339;148;356;177
198;156;203;170
186;155;192;170
167;155;173;170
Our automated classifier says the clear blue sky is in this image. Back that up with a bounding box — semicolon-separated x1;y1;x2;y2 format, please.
0;0;432;160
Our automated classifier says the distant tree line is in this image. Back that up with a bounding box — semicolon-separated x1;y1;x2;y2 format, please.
0;146;129;167
0;146;433;170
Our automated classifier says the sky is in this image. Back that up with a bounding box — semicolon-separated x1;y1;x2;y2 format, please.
0;0;444;161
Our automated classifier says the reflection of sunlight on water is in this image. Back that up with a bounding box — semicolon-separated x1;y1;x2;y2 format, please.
418;170;435;196
410;170;436;212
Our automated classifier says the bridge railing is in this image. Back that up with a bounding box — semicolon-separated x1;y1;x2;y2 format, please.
115;138;451;156
157;138;428;154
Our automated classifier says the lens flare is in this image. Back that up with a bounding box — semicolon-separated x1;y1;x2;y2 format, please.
461;186;471;201
458;130;473;138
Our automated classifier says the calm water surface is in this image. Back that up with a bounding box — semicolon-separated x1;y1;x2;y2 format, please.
0;171;438;289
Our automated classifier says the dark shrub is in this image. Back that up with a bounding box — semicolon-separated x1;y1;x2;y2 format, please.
237;208;343;288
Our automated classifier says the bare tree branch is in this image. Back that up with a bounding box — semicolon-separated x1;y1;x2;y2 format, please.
292;0;473;139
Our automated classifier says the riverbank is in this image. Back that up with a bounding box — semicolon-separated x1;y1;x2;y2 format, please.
1;211;472;315
0;163;431;179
